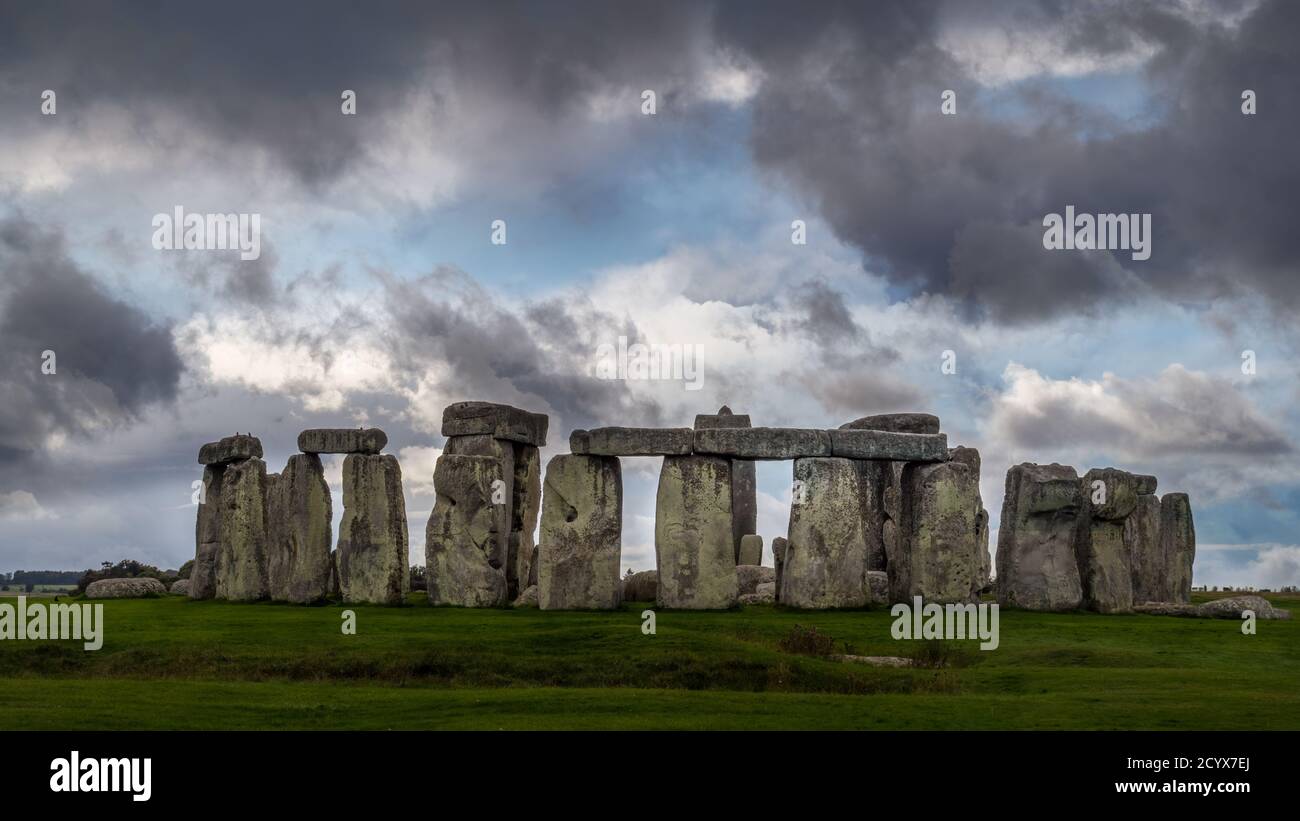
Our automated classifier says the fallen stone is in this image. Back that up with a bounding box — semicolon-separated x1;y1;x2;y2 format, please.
539;454;623;610
831;654;913;667
756;582;775;597
1195;595;1290;620
739;588;774;605
738;534;763;566
569;427;694;456
693;427;830;460
265;454;333;604
427;454;509;607
1160;493;1196;604
839;413;940;435
783;457;879;608
1133;601;1198;617
736;564;775;595
1126;495;1163;604
214;457;271;601
297;427;387;454
170;578;191;596
892;458;983;604
86;577;168;599
621;569;658;602
190;464;225;600
442;401;548;446
655;455;738;608
512;584;539;608
198;434;262;465
337;454;409;605
996;463;1084;611
828;429;949;462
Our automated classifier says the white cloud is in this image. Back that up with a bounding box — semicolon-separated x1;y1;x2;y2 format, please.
0;490;54;522
1195;543;1300;591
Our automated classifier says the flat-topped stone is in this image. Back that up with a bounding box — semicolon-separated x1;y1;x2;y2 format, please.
693;427;830;460
839;413;940;435
829;429;948;461
442;401;548;446
198;434;262;465
570;427;694;456
297;428;387;454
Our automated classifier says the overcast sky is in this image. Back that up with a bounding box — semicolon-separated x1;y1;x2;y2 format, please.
1;0;1296;590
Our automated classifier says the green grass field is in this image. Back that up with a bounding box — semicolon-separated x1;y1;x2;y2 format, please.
1;592;1296;730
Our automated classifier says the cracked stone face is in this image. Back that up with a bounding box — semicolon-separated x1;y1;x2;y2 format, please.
655;455;738;609
337;453;409;605
214;457;270;602
538;454;622;610
996;463;1084;612
265;453;333;604
427;453;508;607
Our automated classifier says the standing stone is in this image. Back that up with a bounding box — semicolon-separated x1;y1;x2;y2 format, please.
1125;494;1163;603
996;463;1084;611
893;456;983;604
655;455;738;609
771;536;788;603
621;569;658;602
1159;493;1195;604
442;401;548;446
443;435;514;595
266;454;333;603
427;454;508;607
738;534;763;567
191;464;225;600
1076;468;1144;613
782;457;879;609
509;444;542;601
214;457;270;601
337;454;409;605
694;407;757;564
539;454;622;610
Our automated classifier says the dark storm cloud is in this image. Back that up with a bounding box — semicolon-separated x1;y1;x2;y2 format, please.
0;216;185;458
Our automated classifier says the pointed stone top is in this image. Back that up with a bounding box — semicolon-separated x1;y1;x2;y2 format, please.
718;405;733;415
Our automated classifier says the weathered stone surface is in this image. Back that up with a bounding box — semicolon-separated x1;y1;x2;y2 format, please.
771;536;788;602
839;413;940;435
694;406;752;429
996;463;1084;611
1077;469;1145;613
570;427;694;456
170;578;191;595
198;434;262;465
266;454;333;603
539;454;622;610
1082;467;1143;521
829;429;949;462
1126;494;1163;603
512;584;539;608
215;457;270;601
1134;474;1158;495
756;582;775;597
442;401;548;446
86;577;167;599
693;427;830;460
738;534;763;567
297;427;387;454
655;456;738;609
527;544;539;588
337;454;409;605
694;407;757;564
443;435;514;596
739;588;774;605
621;569;658;602
191;464;224;600
1195;595;1290;620
783;458;880;609
538;454;618;610
509;444;541;602
1136;596;1291;620
866;570;889;603
1160;493;1195;604
427;454;508;607
736;564;775;595
892;458;983;604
